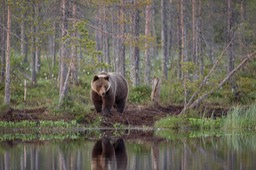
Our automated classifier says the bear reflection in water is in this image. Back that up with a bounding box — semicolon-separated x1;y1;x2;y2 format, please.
91;138;127;170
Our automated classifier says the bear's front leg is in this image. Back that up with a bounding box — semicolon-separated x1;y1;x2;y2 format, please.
102;96;115;115
115;99;126;113
91;91;103;113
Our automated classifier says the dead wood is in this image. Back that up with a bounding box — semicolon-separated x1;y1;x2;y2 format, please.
180;51;256;114
151;77;161;106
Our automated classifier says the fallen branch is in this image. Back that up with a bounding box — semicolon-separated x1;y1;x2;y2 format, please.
186;41;232;108
181;38;233;114
180;51;256;114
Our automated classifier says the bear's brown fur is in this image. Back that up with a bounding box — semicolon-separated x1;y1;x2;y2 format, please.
91;72;128;115
91;138;127;170
91;138;116;170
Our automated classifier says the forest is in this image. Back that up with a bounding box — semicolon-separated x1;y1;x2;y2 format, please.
0;0;256;122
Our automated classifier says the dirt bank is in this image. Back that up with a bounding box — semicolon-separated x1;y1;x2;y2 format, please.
0;104;228;127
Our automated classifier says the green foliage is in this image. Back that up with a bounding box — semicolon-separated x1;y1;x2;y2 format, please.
125;34;157;50
155;114;222;131
0;131;81;142
10;50;23;67
87;116;103;128
181;61;198;73
128;85;151;104
0;120;78;128
2;0;256;129
156;104;256;132
0;104;9;115
235;77;256;104
52;74;93;119
155;115;189;129
51;95;90;117
165;81;184;103
75;21;102;59
188;117;222;130
223;105;256;130
5;52;95;119
159;82;173;105
11;79;58;108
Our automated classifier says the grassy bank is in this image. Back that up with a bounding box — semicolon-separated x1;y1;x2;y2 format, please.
155;104;256;131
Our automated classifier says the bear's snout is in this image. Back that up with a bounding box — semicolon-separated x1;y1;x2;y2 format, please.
98;88;106;97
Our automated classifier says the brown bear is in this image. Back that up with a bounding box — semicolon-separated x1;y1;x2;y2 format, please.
113;138;128;170
91;72;128;115
91;138;116;170
91;137;127;170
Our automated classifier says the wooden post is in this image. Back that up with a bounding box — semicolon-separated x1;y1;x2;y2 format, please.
151;77;161;105
24;80;27;102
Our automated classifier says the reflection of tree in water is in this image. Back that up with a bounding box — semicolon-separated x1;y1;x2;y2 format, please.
91;137;127;170
0;141;94;170
1;135;256;169
151;140;159;170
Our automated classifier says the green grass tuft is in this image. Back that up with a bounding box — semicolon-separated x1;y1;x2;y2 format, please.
155;115;189;129
223;105;256;130
128;85;151;104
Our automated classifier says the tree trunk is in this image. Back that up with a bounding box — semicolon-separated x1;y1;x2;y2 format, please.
168;1;173;74
131;3;140;87
180;0;188;106
4;3;11;105
161;0;168;80
176;1;182;79
227;0;235;93
20;1;28;64
102;7;111;72
239;0;245;57
31;4;37;86
112;7;118;72
144;0;152;85
52;21;56;70
21;9;25;57
192;0;196;63
192;0;202;75
59;0;68;101
0;0;5;83
95;9;103;71
35;4;40;73
118;1;126;77
71;1;78;85
180;0;185;72
151;0;157;65
192;0;201;67
198;0;203;75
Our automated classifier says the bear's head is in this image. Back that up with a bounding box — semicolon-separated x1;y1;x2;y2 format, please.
91;73;111;97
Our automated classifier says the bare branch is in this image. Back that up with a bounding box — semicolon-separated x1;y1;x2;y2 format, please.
180;51;256;113
180;37;234;115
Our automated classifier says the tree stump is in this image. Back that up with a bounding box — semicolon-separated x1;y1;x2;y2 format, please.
151;77;161;106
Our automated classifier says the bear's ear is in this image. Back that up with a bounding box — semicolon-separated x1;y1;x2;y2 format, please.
93;75;99;82
104;75;109;81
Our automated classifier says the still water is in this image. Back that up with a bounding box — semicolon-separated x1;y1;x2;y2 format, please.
0;129;256;170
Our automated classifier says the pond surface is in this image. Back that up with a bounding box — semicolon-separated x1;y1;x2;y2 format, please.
0;129;256;170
